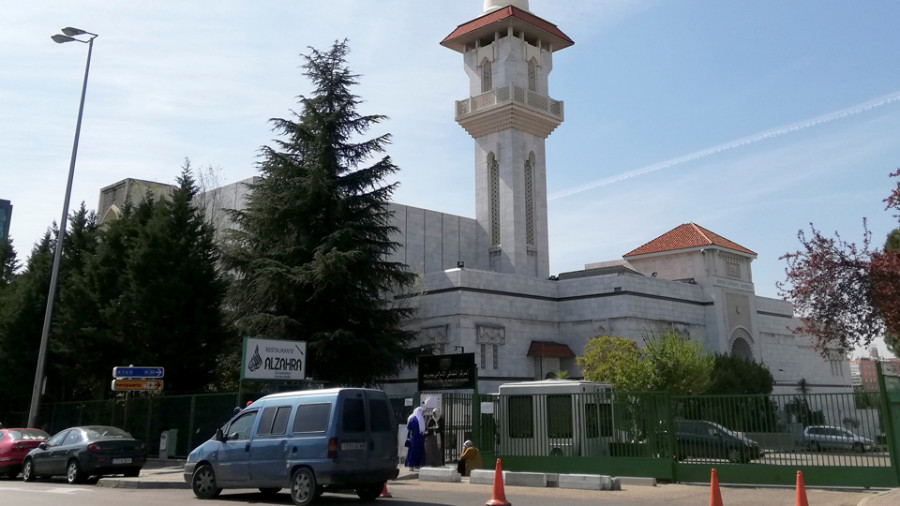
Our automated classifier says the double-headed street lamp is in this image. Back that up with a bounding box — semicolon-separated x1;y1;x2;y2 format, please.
27;27;99;428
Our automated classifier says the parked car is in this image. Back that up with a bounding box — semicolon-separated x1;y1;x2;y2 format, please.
0;428;49;478
184;388;399;505
674;419;762;463
803;425;874;452
22;425;146;483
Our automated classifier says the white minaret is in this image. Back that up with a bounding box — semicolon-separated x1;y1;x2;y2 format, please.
441;1;573;278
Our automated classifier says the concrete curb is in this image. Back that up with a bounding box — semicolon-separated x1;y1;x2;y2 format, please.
97;477;190;489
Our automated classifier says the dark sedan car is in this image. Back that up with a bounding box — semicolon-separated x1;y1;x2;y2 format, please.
22;425;146;483
674;419;762;463
0;428;49;478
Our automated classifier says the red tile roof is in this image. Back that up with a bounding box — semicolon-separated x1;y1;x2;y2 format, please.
441;6;574;53
527;341;576;358
624;223;757;258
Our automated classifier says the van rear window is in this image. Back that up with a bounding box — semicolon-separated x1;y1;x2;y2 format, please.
292;403;332;433
369;398;392;432
342;398;366;432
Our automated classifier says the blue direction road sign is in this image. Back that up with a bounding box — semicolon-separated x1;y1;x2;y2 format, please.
113;366;165;379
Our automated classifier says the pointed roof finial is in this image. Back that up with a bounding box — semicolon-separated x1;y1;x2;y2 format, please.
483;0;529;14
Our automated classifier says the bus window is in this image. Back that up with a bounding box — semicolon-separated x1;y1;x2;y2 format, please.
547;395;572;438
508;395;534;438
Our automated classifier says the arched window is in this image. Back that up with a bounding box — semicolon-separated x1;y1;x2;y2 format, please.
488;152;500;246
730;328;754;361
524;152;535;246
481;58;492;93
528;58;537;92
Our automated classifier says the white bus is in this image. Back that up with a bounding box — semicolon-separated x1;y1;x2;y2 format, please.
495;380;614;457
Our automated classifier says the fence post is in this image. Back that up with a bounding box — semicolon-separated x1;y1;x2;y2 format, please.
666;393;678;483
187;394;197;457
876;361;900;485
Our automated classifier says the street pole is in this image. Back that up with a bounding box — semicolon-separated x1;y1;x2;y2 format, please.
28;28;98;428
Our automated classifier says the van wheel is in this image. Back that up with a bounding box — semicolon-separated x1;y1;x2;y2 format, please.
291;468;316;506
192;464;222;499
356;482;383;501
259;487;281;496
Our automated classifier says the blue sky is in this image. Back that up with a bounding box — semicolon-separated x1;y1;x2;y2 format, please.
2;1;899;353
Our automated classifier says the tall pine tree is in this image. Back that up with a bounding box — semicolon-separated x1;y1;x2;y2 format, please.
0;234;53;420
95;164;228;394
226;41;417;386
0;236;18;286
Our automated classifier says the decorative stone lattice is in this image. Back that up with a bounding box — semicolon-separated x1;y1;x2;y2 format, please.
477;325;505;345
420;325;449;355
524;153;535;246
726;261;741;279
489;154;500;247
481;59;492;93
528;59;537;92
477;325;504;371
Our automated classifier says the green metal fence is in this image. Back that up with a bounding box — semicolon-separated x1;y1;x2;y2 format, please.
477;389;899;487
28;377;900;487
46;393;241;457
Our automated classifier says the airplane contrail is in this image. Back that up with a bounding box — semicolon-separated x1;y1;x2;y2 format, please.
548;90;900;201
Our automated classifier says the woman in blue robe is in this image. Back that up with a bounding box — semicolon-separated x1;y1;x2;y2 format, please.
405;406;426;468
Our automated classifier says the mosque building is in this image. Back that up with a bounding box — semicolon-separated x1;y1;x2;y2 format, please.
98;0;851;396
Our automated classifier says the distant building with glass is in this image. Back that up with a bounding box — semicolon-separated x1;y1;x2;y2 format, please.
0;199;11;241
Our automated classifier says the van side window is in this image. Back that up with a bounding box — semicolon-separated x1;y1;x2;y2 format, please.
228;411;257;441
257;406;292;436
292;403;332;433
368;398;392;432
342;398;366;433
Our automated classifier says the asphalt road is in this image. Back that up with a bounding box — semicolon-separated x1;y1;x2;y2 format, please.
0;477;878;506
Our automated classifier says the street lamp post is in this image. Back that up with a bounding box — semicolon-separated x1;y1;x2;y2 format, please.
27;27;99;428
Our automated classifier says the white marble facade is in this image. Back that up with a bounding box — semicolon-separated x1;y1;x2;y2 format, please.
383;0;850;396
386;205;851;396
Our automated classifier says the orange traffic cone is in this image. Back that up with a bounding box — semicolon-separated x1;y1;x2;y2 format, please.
485;458;511;506
379;482;392;498
709;468;723;506
795;471;809;506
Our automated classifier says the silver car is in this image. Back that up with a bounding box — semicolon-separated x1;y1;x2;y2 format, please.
803;425;874;452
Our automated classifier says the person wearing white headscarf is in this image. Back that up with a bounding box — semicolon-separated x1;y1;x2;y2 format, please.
404;406;426;469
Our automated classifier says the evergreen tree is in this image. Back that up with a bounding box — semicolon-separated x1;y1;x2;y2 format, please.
128;163;227;393
94;164;228;394
0;236;18;286
49;204;102;401
226;41;417;386
0;234;53;419
707;353;774;395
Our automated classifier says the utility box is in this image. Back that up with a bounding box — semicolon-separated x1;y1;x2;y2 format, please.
159;429;178;459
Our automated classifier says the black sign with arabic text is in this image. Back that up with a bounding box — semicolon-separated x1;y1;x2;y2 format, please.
417;353;476;391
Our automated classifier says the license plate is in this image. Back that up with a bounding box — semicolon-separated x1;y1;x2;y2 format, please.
112;458;132;465
340;442;365;451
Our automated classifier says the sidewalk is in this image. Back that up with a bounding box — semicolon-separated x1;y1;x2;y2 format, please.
96;458;421;490
97;458;900;505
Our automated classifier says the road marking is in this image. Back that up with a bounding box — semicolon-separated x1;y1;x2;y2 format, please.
0;486;94;495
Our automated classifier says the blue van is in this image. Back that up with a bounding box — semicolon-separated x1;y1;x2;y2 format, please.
183;388;398;505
